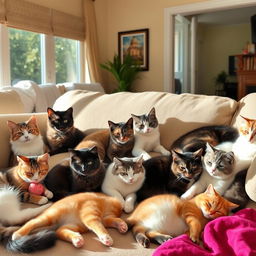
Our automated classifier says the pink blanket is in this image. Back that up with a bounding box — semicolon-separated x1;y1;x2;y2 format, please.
153;208;256;256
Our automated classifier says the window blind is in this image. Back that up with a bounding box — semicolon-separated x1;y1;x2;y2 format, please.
1;0;85;41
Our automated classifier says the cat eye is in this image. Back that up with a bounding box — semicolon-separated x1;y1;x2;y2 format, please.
207;161;212;166
26;172;34;177
87;161;93;165
139;124;144;129
120;173;127;176
180;166;186;171
18;132;24;136
63;120;68;123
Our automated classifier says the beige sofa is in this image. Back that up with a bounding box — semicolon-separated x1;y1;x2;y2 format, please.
1;90;256;256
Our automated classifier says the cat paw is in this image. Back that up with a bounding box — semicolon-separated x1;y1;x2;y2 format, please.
161;149;171;156
72;236;84;248
38;196;48;205
136;233;150;248
154;235;173;244
189;234;200;244
117;222;128;233
142;153;151;161
124;202;134;213
44;190;53;199
12;232;22;240
99;234;113;247
181;193;192;200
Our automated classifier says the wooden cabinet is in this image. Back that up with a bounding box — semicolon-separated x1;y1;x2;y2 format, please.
236;54;256;100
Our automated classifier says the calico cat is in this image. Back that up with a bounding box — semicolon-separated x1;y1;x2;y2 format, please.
7;116;46;166
171;125;239;153
107;117;135;161
1;153;53;205
76;117;135;162
223;169;250;212
44;147;105;201
46;107;85;155
101;156;145;213
132;107;170;160
181;143;235;199
127;184;238;248
136;148;204;202
11;192;128;250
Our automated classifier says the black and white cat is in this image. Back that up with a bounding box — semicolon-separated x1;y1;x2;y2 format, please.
44;147;105;201
181;143;235;199
131;107;170;160
101;156;145;213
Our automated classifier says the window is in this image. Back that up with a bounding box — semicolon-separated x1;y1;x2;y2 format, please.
55;37;79;83
9;28;41;85
0;24;86;86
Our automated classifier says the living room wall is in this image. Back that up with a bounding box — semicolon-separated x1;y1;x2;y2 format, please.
197;23;250;95
95;0;207;93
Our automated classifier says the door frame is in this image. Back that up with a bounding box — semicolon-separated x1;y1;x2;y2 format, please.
164;0;256;93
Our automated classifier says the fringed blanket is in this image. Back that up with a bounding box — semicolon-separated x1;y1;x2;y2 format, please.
153;208;256;256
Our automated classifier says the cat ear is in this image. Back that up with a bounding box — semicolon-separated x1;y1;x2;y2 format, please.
17;155;30;164
47;107;55;117
113;157;122;167
226;151;235;164
37;153;49;163
240;115;255;123
66;107;73;116
68;148;78;156
89;146;98;155
205;184;218;196
131;114;140;122
193;148;204;158
148;107;156;116
205;143;214;153
171;150;181;160
227;201;239;210
27;115;38;126
136;155;144;167
7;120;18;131
126;117;134;128
108;120;116;130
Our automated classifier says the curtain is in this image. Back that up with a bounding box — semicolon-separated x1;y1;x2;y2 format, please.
83;0;103;85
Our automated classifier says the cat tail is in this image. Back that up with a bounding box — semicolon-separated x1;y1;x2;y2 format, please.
126;218;150;248
4;230;57;253
0;186;51;225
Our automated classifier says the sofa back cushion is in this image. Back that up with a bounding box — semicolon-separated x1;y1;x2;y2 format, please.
53;90;238;149
0;90;25;114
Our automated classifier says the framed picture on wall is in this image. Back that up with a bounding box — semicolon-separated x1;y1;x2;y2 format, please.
118;28;149;71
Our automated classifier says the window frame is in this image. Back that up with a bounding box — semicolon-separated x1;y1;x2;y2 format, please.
0;24;85;86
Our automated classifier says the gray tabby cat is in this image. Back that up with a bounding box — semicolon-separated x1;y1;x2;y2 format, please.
182;143;235;199
101;156;145;213
132;107;170;160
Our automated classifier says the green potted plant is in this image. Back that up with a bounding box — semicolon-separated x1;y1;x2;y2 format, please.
214;71;229;96
100;54;140;92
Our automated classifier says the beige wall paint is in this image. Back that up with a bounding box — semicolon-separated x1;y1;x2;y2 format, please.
197;23;250;95
95;0;207;93
26;0;83;17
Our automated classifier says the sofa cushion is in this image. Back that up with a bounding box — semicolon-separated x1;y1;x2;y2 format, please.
0;89;25;114
53;90;238;149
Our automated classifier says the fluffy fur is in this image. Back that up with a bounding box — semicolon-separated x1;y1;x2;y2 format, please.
7;116;46;166
101;156;145;213
11;192;128;250
181;143;235;199
46;107;85;155
127;184;238;248
132;107;170;160
1;153;53;205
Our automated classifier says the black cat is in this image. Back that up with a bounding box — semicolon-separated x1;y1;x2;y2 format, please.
136;149;204;202
44;147;105;201
46;107;85;155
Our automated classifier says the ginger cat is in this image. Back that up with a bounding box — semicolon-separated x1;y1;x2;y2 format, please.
12;192;128;250
127;184;238;248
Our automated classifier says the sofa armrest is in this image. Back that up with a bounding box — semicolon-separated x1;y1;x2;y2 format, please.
246;156;256;202
0;113;47;169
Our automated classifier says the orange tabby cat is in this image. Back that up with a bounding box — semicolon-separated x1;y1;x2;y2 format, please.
11;192;128;250
2;153;53;205
75;129;109;161
127;184;238;248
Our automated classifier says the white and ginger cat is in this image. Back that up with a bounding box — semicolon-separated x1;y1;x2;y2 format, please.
11;192;128;251
101;156;145;213
127;184;237;248
181;143;235;199
217;115;256;172
7;116;46;166
131;107;170;160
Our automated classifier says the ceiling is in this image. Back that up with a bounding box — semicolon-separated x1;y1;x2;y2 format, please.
197;6;256;25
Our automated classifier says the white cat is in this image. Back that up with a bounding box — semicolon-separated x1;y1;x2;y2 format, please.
7;116;45;161
131;107;170;160
181;143;235;199
217;116;256;173
101;156;145;213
